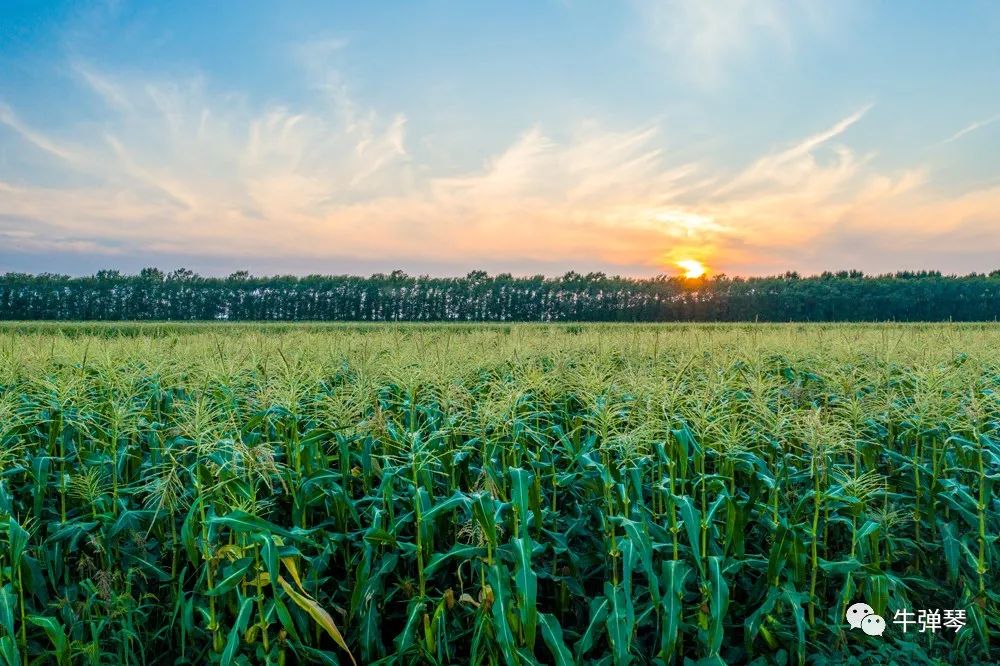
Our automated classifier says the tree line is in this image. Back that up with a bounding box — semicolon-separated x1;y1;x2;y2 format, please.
2;268;1000;321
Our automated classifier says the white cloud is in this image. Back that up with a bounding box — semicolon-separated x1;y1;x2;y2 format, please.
940;113;1000;145
717;104;872;196
0;104;82;163
1;64;999;276
631;0;842;86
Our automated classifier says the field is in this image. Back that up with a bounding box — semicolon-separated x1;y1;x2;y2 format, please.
0;323;998;665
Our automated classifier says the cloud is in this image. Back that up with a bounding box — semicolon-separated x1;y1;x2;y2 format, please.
940;113;1000;145
716;104;872;196
1;62;999;277
631;0;841;86
71;63;133;111
0;104;82;163
3;62;413;239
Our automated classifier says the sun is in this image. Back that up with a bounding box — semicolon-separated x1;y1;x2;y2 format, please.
676;259;707;279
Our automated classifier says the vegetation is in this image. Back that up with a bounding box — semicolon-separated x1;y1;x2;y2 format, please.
4;268;1000;321
0;323;998;665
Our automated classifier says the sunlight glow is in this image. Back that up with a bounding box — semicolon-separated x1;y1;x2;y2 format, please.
677;259;707;279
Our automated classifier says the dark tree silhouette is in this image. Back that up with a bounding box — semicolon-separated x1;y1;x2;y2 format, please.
2;269;1000;321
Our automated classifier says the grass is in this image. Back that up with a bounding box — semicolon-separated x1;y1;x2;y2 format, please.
0;323;997;665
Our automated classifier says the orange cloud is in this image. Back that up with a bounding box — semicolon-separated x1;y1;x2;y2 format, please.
2;66;999;276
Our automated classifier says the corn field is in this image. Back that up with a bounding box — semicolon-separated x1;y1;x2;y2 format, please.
0;323;997;665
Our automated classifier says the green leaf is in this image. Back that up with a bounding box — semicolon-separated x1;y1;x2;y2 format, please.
673;495;703;575
421;491;471;522
394;597;424;653
766;522;790;584
605;581;634;666
855;520;880;541
181;496;203;567
0;586;14;639
511;468;533;532
817;558;861;576
6;518;28;568
125;552;173;582
488;564;518;666
939;521;960;582
206;557;253;596
744;586;780;655
781;583;807;666
424;544;485;577
255;532;280;583
622;519;661;606
362;527;397;547
661;560;689;660
273;594;302;643
209;510;306;541
0;635;21;666
512;536;538;650
26;616;69;666
471;495;498;549
538;613;574;666
576;596;610;660
706;556;729;657
221;596;254;666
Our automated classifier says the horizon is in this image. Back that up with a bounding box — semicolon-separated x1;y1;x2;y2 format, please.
2;265;995;281
2;2;999;278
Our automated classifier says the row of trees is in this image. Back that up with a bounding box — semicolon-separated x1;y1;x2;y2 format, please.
2;268;1000;321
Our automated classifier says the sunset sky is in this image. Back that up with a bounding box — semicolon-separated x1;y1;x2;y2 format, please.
2;1;999;277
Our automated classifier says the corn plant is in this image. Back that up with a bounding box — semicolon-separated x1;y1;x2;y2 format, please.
0;323;997;664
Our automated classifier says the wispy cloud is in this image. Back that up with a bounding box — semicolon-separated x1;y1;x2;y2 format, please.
631;0;842;86
0;104;82;163
941;113;1000;144
1;62;998;277
716;104;872;196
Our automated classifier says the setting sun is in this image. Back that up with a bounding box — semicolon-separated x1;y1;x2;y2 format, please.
677;259;707;279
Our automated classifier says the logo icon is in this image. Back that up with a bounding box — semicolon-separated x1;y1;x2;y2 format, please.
846;601;885;637
846;602;875;630
861;614;886;636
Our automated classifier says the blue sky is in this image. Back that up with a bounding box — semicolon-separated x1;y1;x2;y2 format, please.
1;1;999;277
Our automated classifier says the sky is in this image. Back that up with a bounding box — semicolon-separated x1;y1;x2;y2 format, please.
1;1;999;278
